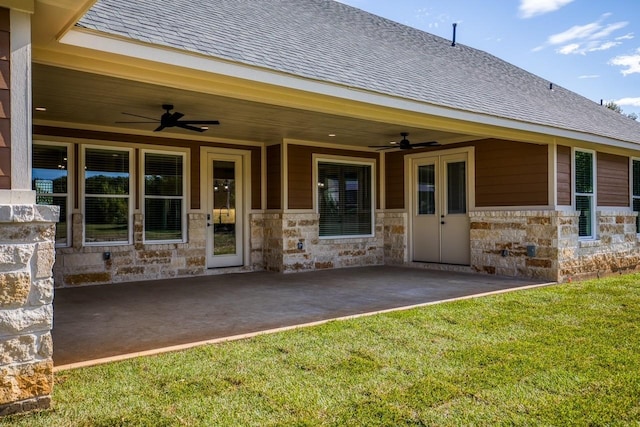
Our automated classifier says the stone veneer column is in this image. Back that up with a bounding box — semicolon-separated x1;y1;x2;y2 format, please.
0;204;58;415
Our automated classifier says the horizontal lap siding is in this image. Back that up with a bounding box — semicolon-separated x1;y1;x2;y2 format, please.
266;144;281;210
557;145;571;206
0;8;10;189
385;151;405;209
33;126;262;210
598;152;628;207
475;139;548;207
287;145;380;210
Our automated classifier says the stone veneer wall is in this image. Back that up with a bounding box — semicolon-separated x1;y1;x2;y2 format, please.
257;212;387;272
53;213;208;287
0;204;58;415
560;211;640;280
470;210;640;282
383;212;407;264
470;210;561;281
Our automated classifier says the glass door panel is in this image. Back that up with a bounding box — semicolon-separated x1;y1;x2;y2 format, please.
212;160;236;256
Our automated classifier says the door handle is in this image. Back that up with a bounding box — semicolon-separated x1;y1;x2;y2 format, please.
441;221;445;225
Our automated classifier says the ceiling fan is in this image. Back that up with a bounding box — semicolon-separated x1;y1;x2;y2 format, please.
369;132;439;150
116;104;220;132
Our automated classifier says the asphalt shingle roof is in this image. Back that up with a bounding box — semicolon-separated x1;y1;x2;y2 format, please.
77;0;640;145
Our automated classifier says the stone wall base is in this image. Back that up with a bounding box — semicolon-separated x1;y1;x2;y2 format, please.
0;204;58;416
470;210;640;282
0;395;51;416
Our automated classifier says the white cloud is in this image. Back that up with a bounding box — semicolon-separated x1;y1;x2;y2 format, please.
588;41;620;52
578;75;600;79
519;0;574;18
616;97;640;107
610;49;640;75
536;14;629;55
557;40;620;55
557;43;581;54
616;33;635;41
549;22;600;44
589;22;628;40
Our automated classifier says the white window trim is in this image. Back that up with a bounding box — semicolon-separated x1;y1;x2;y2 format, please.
313;154;376;240
32;140;73;248
140;149;188;244
631;157;640;235
81;145;134;246
573;148;596;240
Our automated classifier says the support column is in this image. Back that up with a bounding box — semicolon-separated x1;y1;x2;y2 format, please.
0;4;57;416
0;204;58;415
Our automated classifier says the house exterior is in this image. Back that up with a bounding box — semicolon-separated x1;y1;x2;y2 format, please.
2;0;640;414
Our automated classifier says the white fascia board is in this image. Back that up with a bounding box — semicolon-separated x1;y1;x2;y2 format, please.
60;29;640;151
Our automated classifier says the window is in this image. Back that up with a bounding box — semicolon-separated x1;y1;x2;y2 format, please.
633;159;640;233
83;147;132;244
32;143;70;246
143;151;186;242
317;161;373;237
575;150;595;238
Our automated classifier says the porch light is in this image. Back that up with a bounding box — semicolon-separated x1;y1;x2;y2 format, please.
328;133;336;137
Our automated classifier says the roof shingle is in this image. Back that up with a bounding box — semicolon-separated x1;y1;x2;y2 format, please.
77;0;640;145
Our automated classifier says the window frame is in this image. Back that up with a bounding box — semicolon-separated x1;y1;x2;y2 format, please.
573;148;596;240
81;144;134;246
32;140;73;248
631;157;640;235
140;148;188;244
314;155;376;239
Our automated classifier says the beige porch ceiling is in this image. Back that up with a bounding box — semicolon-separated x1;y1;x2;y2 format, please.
32;63;479;148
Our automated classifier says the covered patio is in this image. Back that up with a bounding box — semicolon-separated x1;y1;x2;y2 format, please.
52;266;548;369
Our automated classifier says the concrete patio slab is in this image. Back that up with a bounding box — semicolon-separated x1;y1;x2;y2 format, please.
52;266;549;369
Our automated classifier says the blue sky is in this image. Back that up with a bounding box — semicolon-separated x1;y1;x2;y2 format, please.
336;0;640;117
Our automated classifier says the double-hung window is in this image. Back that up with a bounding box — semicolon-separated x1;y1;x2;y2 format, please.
317;160;373;237
633;159;640;233
142;151;186;242
83;146;132;244
32;143;70;246
574;149;595;239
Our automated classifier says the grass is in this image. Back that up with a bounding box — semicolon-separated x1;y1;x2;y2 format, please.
4;274;640;426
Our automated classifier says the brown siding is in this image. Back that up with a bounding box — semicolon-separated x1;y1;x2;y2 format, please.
266;144;281;209
251;147;262;210
598;152;629;207
33;126;262;210
475;139;548;207
287;144;380;210
557;145;571;206
385;150;405;209
0;8;9;190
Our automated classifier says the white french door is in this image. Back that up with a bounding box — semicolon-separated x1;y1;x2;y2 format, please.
206;153;243;268
412;152;470;265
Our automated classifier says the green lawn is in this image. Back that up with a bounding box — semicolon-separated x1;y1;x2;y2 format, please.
4;275;640;426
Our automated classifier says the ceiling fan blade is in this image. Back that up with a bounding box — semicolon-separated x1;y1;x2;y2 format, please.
121;112;159;121
176;122;206;132
170;112;185;121
154;125;166;132
178;120;220;125
411;141;440;147
115;121;158;124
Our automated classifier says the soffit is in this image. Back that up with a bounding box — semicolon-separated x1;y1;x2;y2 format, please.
32;64;475;148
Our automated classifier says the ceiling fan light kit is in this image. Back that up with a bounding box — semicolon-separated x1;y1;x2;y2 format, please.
116;104;220;132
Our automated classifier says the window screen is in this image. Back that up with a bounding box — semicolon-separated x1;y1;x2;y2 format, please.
574;151;594;238
32;144;69;246
144;152;184;241
318;162;372;237
84;147;130;243
633;160;640;233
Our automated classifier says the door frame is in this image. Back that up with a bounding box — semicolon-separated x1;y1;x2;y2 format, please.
200;146;252;268
405;146;475;264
